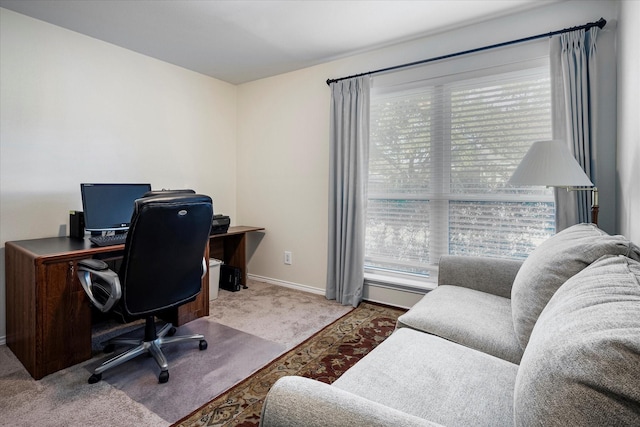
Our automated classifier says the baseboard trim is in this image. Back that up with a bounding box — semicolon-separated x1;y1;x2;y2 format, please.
248;274;325;296
362;296;415;310
247;274;423;310
0;336;6;346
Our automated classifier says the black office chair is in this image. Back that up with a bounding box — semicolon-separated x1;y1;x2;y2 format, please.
77;193;214;384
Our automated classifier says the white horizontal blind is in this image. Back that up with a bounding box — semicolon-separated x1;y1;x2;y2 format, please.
366;62;555;283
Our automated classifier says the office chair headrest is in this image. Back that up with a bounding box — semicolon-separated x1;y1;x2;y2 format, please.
134;193;212;213
141;189;196;198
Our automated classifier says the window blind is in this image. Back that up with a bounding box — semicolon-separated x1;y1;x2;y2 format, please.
365;63;555;284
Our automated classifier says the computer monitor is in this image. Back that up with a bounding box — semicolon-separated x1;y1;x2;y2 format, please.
80;183;152;233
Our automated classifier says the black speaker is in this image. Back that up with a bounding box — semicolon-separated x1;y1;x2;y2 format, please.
69;210;85;239
219;265;242;292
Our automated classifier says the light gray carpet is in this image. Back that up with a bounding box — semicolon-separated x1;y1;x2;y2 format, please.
0;345;167;427
209;279;353;350
0;279;352;426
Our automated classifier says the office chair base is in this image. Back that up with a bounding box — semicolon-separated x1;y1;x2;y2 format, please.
88;318;207;384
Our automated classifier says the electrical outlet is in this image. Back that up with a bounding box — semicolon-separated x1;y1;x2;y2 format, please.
284;251;292;265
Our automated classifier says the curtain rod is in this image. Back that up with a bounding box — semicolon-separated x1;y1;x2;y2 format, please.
326;17;606;86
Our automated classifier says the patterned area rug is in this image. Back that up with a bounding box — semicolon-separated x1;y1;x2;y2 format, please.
173;302;406;427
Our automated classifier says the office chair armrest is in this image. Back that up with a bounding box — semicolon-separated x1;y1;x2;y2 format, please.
77;259;122;313
78;258;110;270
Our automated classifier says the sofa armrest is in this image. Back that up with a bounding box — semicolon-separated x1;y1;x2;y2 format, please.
437;255;523;299
261;376;442;427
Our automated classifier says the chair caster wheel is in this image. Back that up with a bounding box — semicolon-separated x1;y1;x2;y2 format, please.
88;373;102;384
199;340;208;351
103;344;115;354
168;327;177;336
159;371;169;384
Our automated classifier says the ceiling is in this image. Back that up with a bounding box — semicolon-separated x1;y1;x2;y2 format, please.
0;0;559;84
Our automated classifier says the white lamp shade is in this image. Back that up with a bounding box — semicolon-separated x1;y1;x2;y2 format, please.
508;140;594;187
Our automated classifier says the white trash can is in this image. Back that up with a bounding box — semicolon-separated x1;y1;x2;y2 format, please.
208;258;222;300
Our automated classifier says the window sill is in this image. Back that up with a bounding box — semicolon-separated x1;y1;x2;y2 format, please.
364;272;436;294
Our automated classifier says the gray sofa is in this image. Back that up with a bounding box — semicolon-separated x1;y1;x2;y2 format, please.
261;224;640;426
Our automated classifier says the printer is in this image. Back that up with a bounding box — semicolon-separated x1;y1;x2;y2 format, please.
210;214;230;235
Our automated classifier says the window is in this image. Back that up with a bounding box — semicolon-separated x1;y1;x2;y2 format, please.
365;56;555;287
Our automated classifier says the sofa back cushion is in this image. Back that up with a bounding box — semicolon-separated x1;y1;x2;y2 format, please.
514;255;640;426
511;223;640;349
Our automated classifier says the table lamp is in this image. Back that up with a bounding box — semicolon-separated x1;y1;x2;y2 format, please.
508;140;598;225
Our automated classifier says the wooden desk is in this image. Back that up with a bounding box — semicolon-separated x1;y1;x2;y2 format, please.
5;226;264;380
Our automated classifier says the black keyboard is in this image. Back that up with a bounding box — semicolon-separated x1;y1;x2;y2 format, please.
89;233;128;247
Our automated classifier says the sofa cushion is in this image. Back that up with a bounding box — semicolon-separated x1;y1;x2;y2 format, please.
511;223;640;349
334;327;518;427
514;255;640;426
397;285;523;364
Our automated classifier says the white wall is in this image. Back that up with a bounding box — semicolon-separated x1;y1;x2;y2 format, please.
236;66;331;294
236;0;621;306
0;8;237;339
617;0;640;243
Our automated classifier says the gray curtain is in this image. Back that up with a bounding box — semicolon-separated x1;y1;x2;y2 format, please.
326;76;370;307
550;27;599;230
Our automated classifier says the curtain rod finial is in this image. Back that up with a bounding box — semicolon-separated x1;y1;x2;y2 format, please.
596;17;607;29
